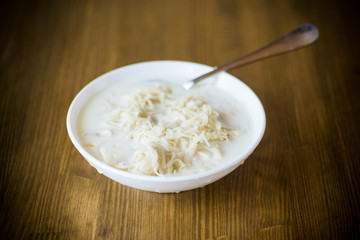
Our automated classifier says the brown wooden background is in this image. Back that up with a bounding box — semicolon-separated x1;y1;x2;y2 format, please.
1;0;359;239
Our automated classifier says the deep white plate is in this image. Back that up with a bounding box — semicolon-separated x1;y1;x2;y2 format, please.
67;60;266;193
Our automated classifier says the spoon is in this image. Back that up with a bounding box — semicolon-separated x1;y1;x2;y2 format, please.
182;23;319;90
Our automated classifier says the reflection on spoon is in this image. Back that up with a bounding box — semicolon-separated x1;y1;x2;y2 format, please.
182;23;319;90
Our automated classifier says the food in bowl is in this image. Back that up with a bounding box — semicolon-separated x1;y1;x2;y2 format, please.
67;61;265;192
78;81;252;176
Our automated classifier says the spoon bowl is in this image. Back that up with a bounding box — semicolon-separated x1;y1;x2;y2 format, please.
181;23;319;89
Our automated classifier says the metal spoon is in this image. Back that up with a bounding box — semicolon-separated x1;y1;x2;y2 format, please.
182;23;319;90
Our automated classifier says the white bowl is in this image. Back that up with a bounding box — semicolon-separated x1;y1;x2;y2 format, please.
66;60;266;193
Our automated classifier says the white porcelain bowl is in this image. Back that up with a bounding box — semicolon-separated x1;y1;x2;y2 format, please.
66;61;266;193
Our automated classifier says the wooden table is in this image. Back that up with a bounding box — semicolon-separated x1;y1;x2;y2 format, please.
1;0;359;239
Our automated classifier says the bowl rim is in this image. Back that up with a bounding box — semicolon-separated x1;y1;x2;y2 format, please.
66;60;266;183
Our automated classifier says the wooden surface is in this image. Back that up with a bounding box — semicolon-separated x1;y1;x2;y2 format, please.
1;0;359;239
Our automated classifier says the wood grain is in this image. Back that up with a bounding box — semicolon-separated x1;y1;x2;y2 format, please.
1;0;359;239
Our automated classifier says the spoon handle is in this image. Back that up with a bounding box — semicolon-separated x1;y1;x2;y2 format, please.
184;23;319;89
